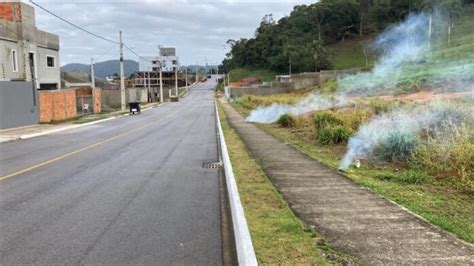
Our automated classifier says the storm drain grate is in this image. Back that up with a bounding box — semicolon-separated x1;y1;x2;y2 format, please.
202;161;223;169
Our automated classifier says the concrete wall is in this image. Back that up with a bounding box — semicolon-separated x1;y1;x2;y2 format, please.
102;87;172;109
290;72;320;90
0;2;61;89
0;81;39;129
229;82;294;98
227;68;361;99
38;89;76;123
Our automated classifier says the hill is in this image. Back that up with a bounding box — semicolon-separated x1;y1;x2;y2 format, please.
61;60;138;79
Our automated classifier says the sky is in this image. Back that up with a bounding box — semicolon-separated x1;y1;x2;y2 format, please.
28;0;316;66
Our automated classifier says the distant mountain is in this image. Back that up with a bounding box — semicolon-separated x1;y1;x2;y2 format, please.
61;60;139;79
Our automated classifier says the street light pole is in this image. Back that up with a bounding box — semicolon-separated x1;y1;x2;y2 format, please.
119;30;126;111
185;66;188;92
159;60;163;103
90;58;96;89
174;62;178;97
195;61;198;83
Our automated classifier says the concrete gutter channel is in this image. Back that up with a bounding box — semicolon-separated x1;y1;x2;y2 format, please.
215;100;259;266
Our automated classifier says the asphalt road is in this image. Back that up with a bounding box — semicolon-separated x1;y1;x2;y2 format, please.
0;79;225;264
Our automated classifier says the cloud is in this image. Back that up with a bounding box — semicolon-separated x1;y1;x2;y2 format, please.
28;0;315;66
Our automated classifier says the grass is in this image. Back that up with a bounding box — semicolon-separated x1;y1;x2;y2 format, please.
227;68;277;83
231;101;474;244
326;36;376;70
217;102;337;265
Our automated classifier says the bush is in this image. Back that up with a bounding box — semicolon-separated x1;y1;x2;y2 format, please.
277;113;296;128
317;125;351;144
375;131;418;162
313;111;342;130
375;170;427;185
368;98;396;114
414;124;473;190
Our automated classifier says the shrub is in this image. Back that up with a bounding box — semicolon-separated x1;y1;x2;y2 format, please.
368;98;396;114
317;125;351;144
313;111;342;130
375;131;418;162
414;124;473;190
375;170;427;185
277;113;296;128
331;125;351;144
317;127;333;144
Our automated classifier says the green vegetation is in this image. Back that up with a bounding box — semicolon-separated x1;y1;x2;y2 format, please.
227;68;276;83
221;0;472;74
216;103;334;265
374;131;418;162
277;113;296;128
231;97;474;243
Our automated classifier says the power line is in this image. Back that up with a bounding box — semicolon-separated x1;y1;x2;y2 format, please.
29;0;118;44
124;44;153;63
95;43;118;61
30;0;153;64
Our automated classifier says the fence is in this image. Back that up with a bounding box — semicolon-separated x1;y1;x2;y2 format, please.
76;95;93;115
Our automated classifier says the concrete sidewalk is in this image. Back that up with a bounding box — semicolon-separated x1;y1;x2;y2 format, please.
0;102;163;144
220;99;474;265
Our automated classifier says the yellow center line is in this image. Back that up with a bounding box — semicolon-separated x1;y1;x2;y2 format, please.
0;99;195;181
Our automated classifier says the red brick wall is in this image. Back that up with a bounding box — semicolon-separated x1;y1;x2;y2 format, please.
0;3;22;22
38;90;77;123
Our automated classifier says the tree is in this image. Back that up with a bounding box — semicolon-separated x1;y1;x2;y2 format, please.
283;44;299;75
311;2;331;44
308;40;332;71
442;0;462;46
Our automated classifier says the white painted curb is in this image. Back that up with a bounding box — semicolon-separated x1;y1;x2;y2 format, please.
215;100;258;266
18;103;166;141
19;117;117;140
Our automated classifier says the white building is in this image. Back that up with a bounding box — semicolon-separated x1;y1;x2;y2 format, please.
0;2;61;89
139;46;179;73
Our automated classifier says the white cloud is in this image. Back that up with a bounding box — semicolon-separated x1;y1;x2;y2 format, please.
30;0;315;65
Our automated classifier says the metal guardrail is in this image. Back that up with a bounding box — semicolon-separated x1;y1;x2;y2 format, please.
215;100;258;266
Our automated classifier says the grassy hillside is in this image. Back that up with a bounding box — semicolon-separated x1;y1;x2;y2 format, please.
327;6;474;71
227;68;277;83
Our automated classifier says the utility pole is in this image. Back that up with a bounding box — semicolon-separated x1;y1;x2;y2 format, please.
91;58;96;113
195;61;198;82
159;60;163;103
174;62;178;96
148;69;151;101
119;30;126;111
185;66;188;92
90;58;96;89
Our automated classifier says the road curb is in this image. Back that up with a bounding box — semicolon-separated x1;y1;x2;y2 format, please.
16;103;167;141
215;100;258;266
20;117;117;140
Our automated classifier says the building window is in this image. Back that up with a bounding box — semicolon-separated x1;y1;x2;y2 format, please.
11;50;18;72
172;60;177;64
46;56;55;68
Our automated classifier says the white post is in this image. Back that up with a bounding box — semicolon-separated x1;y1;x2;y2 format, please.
90;58;96;89
175;62;178;97
159;61;163;103
91;58;96;113
185;66;188;92
195;62;198;82
119;30;126;111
